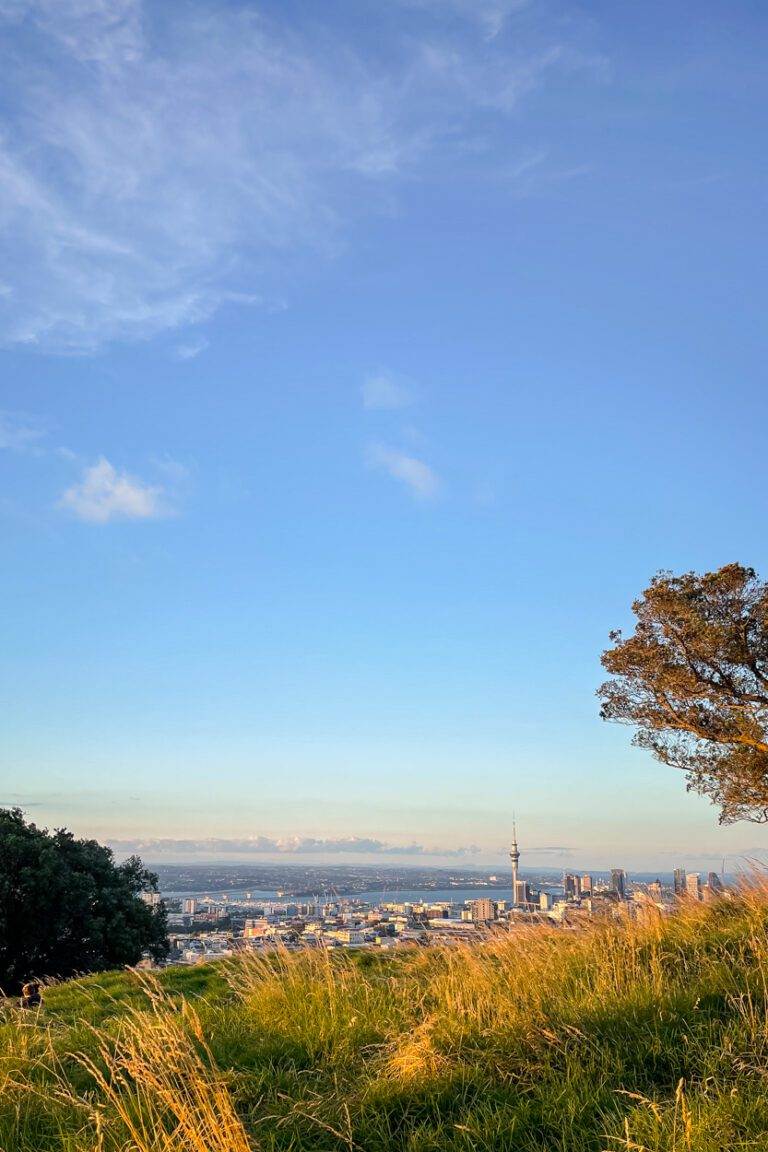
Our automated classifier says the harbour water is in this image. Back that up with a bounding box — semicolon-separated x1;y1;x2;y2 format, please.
160;886;515;904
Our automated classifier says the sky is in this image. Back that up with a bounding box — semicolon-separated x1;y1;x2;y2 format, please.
1;0;767;872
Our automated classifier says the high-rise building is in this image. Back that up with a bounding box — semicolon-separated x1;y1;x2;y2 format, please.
581;874;593;896
510;820;521;906
673;868;687;896
539;892;553;911
514;879;532;907
707;871;723;892
564;873;582;901
685;873;702;900
611;868;627;900
183;898;197;916
647;880;663;902
471;898;498;922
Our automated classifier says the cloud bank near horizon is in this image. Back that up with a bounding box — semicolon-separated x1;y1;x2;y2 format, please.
107;834;483;859
104;835;761;872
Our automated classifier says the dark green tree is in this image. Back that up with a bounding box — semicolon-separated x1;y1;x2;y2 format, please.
599;563;768;823
0;808;168;994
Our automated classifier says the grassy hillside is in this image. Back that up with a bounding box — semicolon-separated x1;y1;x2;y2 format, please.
3;884;768;1151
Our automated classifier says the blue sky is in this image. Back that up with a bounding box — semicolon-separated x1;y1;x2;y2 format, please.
1;0;767;871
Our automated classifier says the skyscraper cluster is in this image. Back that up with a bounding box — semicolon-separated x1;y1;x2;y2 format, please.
673;868;723;902
508;826;725;914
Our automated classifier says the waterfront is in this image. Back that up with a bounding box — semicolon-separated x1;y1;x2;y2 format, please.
160;885;514;904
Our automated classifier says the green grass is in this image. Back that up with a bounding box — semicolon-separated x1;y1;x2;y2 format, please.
3;885;768;1151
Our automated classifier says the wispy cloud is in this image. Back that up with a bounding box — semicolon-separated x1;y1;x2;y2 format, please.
174;336;209;361
0;0;605;351
362;371;415;411
57;456;167;523
498;149;593;199
2;0;145;62
367;443;440;501
151;454;192;484
0;408;182;522
107;834;481;858
0;409;48;452
400;0;531;41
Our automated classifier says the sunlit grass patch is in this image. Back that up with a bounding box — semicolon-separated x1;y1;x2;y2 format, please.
4;881;768;1150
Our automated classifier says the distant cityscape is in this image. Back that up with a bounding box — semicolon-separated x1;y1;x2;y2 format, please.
141;828;730;967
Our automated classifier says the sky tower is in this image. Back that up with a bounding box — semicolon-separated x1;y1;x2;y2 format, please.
510;819;520;907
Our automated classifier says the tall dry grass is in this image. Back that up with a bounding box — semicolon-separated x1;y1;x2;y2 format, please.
2;879;768;1150
3;979;253;1152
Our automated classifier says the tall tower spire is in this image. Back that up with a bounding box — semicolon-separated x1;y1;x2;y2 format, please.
509;816;520;908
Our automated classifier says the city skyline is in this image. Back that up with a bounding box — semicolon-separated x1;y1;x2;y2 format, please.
2;1;768;869
145;849;732;966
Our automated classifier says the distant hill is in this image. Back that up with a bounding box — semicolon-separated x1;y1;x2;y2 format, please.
2;883;768;1151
